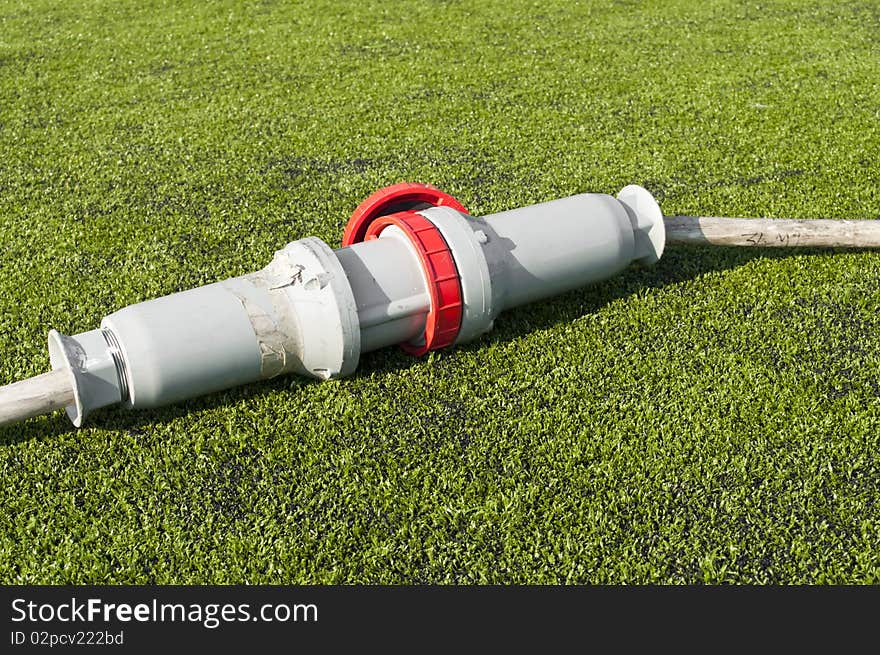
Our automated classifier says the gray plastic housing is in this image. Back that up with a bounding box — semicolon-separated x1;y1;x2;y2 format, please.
420;185;665;343
48;185;664;424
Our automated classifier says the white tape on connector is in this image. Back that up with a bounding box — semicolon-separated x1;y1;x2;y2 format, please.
222;258;306;379
222;237;361;381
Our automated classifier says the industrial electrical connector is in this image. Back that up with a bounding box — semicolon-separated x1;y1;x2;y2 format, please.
2;182;879;429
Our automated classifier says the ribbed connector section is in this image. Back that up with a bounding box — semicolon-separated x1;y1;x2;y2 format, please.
102;327;130;404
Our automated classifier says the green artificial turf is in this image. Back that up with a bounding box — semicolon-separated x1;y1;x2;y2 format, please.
1;0;879;584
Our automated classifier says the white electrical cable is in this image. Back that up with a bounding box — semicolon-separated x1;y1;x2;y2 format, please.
0;369;75;428
665;216;880;248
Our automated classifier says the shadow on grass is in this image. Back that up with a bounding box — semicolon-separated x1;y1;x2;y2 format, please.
0;244;868;444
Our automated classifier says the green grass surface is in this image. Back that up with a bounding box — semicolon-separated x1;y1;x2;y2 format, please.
1;0;879;584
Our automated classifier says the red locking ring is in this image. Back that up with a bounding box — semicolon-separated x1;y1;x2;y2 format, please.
342;182;468;247
363;211;464;356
